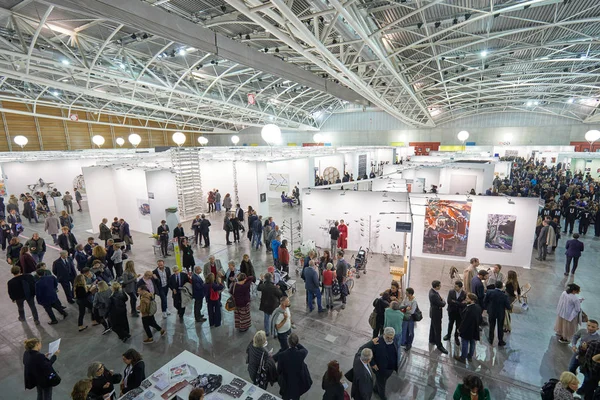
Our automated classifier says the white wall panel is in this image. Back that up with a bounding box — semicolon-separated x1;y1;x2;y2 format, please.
146;170;179;233
83;167;118;234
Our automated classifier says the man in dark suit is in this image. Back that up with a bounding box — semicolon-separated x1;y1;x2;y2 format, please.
350;348;374;400
565;233;585;276
152;260;172;318
483;281;512;346
199;214;211;248
8;265;39;324
428;280;448;354
454;293;483;363
191;215;202;247
444;280;466;346
169;265;189;322
368;327;398;400
273;333;312;400
235;204;244;225
119;218;132;252
192;266;206;323
51;251;77;304
157;220;170;257
57;226;77;256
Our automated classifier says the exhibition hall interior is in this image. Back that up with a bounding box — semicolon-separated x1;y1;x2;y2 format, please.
0;0;600;400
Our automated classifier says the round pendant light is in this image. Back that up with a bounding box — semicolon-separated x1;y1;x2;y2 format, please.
172;131;186;146
92;135;105;148
128;133;142;148
13;135;28;148
231;135;240;145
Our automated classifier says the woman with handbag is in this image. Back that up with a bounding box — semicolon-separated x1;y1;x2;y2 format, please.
204;273;225;327
246;330;276;389
88;362;121;400
120;349;145;395
233;273;256;332
23;337;60;400
321;360;346;400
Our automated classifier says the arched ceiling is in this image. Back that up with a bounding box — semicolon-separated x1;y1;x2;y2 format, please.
0;0;598;134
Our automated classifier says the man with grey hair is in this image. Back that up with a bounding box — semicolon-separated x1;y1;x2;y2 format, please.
203;255;224;279
351;347;374;399
369;327;398;400
51;250;77;304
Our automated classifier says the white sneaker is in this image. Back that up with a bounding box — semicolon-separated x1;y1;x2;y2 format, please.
166;310;172;316
162;312;167;318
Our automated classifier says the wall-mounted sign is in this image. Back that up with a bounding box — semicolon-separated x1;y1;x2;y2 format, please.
260;193;266;202
395;222;412;232
148;192;154;199
69;114;78;122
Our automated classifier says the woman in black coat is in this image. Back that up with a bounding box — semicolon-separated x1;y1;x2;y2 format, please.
372;292;391;338
321;360;345;400
108;283;130;342
180;238;195;273
246;331;276;389
23;337;59;400
88;362;117;399
121;349;145;395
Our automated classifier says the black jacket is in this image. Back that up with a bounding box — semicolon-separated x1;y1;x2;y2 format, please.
274;344;312;399
483;288;512;317
57;232;77;251
91;369;115;397
152;267;172;288
199;219;211;234
168;272;189;291
157;224;169;239
173;227;185;238
458;303;483;340
8;274;36;300
257;280;282;314
322;374;344;400
122;361;145;394
446;289;466;314
471;277;485;308
350;354;374;400
23;350;57;389
428;288;445;320
52;257;77;282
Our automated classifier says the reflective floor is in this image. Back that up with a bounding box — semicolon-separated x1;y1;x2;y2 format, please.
1;199;595;399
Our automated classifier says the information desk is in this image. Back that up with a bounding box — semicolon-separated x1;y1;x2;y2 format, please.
118;350;281;400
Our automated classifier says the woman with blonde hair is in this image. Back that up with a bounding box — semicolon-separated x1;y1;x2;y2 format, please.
504;270;521;333
553;371;579;400
110;243;123;278
137;283;165;343
93;281;112;334
109;282;131;342
59;210;73;229
74;274;93;332
121;260;140;317
23;337;60;400
71;379;92;400
246;330;275;389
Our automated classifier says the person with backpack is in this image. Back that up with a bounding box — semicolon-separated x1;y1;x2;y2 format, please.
137;284;165;344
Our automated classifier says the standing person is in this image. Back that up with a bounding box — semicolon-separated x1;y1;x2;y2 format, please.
536;220;551;261
71;379;93;400
463;258;479;293
554;283;583;344
8;266;40;324
87;363;117;399
137;284;165;343
199;214;211;248
240;254;255;278
454;293;483;363
322;263;335;310
93;281;112;334
263;218;272;253
235;204;244;227
350;348;374;400
157;220;170;257
204;273;224;327
252;215;263;250
564;201;578;234
222;193;232;212
111;243;123;278
74;188;83;211
271;235;282;267
20;246;38;274
191;215;202;246
444;281;466;346
120;349;145;395
565;233;585;276
372;293;391;338
304;260;325;313
369;328;399;400
329;221;340;256
225;261;238;292
152;260;172;318
278;240;290;274
6;237;23;268
23;197;38;223
214;189;222;212
553;372;579;400
258;272;282;337
62;191;74;214
483;281;512;346
471;270;487;314
109;282;131;342
192;266;206;323
452;375;490;400
504;270;521;332
231;215;243;243
207;191;215;213
0;218;12;250
273;333;313;400
246;331;276;389
233;273;256;332
83;237;98;257
400;288;418;350
578;208;592;235
486;264;504;288
119;219;132;252
223;212;233;245
98;218;111;247
181;238;195;273
272;296;293;352
23;338;60;400
57;226;77;257
203;255;225;279
335;250;350;309
122;261;140;317
51;251;77;304
429;280;448;354
322;360;345;400
26;233;46;264
111;217;121;238
337;219;348;250
169;266;190;322
569;320;599;377
59;210;73;229
73;274;92;332
384;301;404;366
173;223;185;247
35;269;68;325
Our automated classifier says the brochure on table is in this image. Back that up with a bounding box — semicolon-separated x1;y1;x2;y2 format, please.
118;350;280;400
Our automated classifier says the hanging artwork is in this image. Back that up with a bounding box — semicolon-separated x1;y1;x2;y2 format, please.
485;214;516;251
268;173;289;192
137;199;150;216
423;200;471;257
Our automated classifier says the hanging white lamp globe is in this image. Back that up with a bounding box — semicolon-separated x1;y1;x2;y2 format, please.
584;130;600;143
457;131;469;142
198;136;208;146
92;135;105;148
128;133;141;148
313;133;324;143
116;137;125;147
13;135;28;148
231;135;240;145
172;131;186;146
261;124;281;144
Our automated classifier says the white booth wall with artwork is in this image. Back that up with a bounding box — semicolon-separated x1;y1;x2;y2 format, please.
438;163;495;195
302;189;411;254
266;158;310;199
314;154;345;182
409;194;538;268
146;169;179;233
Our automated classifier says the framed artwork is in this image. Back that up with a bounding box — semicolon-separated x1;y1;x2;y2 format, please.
485;214;516;251
423;200;471;257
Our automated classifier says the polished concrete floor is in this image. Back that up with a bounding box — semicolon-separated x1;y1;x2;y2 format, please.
1;199;595;399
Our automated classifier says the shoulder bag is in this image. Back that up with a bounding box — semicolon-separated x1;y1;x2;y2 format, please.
225;283;237;311
412;305;423;322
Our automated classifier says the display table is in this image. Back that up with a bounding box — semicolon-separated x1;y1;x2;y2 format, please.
118;350;281;400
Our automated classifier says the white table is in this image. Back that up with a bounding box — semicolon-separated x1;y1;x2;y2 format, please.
119;350;281;400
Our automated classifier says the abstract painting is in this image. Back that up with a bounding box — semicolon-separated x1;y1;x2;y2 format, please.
423;200;471;257
485;214;516;251
268;173;289;192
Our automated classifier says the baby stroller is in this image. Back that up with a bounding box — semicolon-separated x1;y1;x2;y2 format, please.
353;247;368;278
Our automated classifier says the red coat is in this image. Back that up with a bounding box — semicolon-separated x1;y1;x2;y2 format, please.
337;223;348;249
278;247;290;265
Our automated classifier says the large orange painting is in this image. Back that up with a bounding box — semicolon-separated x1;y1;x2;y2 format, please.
423;200;471;257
